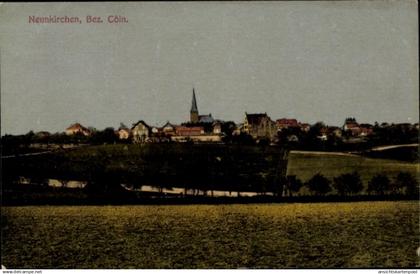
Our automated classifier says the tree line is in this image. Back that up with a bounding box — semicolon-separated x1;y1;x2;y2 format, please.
284;171;418;197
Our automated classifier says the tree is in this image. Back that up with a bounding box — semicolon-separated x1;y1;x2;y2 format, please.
303;122;326;150
367;174;390;195
91;127;118;144
306;173;331;196
257;138;270;147
392;172;418;195
231;132;255;145
285;175;303;197
347;172;363;195
221;121;236;136
333;172;363;196
345;117;357;124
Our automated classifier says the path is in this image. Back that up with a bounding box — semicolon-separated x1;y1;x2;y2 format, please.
290;150;359;157
370;143;418;151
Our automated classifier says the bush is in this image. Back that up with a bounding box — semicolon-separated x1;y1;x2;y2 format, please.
391;172;418;196
285;175;303;197
333;172;363;196
306;173;331;196
367;174;390;195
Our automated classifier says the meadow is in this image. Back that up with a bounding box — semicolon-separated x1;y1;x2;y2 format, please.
287;151;419;194
1;201;418;268
3;144;288;194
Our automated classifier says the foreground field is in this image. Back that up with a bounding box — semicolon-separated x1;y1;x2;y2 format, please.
1;202;418;268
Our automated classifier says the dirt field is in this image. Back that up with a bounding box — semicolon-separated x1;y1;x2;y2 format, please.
2;202;418;268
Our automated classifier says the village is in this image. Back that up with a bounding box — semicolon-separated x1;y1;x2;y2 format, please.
57;89;419;148
5;88;417;152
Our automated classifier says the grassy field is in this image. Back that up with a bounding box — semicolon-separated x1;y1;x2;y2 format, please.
3;144;288;193
4;144;418;195
1;202;418;268
287;151;419;194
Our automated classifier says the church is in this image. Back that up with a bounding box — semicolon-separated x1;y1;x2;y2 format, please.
190;88;214;124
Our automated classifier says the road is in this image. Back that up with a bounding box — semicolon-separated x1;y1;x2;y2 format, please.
1;150;54;159
290;150;359;157
370;143;418;151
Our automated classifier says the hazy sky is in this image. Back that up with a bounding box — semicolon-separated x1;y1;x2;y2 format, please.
1;1;418;135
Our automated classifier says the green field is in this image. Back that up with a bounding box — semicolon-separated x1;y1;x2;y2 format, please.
4;145;419;196
3;144;288;193
2;202;418;268
287;151;419;194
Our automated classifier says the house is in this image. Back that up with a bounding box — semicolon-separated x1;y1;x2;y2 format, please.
131;120;151;143
276;118;299;130
173;126;221;143
151;127;161;135
343;118;361;136
213;121;222;134
342;117;375;137
149;127;171;143
232;123;243;136
65;123;91;136
162;121;176;135
118;127;131;140
343;118;373;137
170;125;223;143
359;124;373;137
243;112;276;140
343;122;359;132
149;124;174;142
175;126;204;136
171;125;221;143
329;127;342;138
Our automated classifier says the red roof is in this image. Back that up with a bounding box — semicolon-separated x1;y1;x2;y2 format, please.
66;123;85;131
65;123;91;135
276;118;299;127
175;126;204;136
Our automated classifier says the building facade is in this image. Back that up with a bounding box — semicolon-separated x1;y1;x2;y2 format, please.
131;120;150;143
243;113;276;140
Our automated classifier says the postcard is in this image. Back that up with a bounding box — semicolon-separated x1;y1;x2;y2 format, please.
1;1;419;271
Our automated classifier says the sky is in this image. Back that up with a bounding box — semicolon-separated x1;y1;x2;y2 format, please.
0;1;418;135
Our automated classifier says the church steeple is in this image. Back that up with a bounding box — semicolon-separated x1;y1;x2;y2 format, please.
191;88;198;112
190;88;199;123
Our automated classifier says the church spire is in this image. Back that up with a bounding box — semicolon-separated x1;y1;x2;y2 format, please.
190;88;199;123
191;88;198;113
